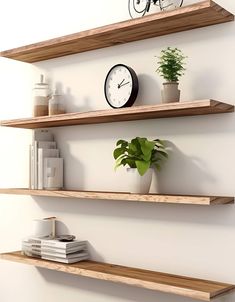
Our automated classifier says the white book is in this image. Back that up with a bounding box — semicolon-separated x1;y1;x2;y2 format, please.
41;250;88;259
22;237;42;244
34;141;57;189
33;130;54;142
38;149;59;189
32;130;55;190
30;145;37;189
22;247;41;255
23;250;41;258
41;245;87;255
42;254;89;264
37;141;57;149
22;243;87;256
43;158;63;190
33;143;37;189
22;242;41;249
29;145;32;189
23;238;87;250
41;239;87;249
29;145;34;189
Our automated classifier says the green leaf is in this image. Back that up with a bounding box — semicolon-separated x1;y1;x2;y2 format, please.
113;147;126;159
141;152;152;161
141;140;155;156
116;139;128;147
114;136;169;173
131;138;142;151
125;158;136;168
136;160;150;176
114;154;126;170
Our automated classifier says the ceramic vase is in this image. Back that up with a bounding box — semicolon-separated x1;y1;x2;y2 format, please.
127;168;153;194
161;82;180;103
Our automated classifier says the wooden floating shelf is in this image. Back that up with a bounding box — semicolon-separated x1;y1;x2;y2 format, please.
0;100;234;129
0;188;233;205
1;251;234;301
0;1;233;63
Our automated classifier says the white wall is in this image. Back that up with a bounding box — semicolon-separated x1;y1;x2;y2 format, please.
0;1;235;302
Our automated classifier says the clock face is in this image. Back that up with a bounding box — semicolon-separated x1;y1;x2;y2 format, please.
104;64;139;108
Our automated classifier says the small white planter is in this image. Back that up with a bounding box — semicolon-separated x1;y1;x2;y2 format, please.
127;168;153;194
161;82;180;103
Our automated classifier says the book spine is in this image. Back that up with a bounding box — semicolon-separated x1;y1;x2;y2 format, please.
38;148;43;190
40;245;87;253
41;241;86;249
34;141;38;189
29;145;31;189
41;255;89;263
40;250;88;259
30;145;35;189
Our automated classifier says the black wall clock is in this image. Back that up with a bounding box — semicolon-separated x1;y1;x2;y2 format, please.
104;64;139;108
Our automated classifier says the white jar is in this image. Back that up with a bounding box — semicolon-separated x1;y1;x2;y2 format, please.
33;75;50;117
49;90;65;115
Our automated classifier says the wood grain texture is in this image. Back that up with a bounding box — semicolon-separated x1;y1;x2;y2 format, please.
0;100;234;129
1;251;234;301
0;1;233;63
0;188;233;205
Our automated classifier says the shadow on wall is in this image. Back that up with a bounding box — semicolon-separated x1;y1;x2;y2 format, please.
55;220;70;235
53;81;93;113
58;142;85;190
53;220;105;261
190;67;222;101
151;141;215;195
135;73;161;106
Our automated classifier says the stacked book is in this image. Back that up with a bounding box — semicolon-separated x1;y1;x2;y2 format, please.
22;237;89;264
29;129;63;190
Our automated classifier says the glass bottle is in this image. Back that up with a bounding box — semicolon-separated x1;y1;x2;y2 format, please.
33;75;50;117
49;89;65;115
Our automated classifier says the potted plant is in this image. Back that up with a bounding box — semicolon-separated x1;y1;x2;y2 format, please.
156;47;186;103
113;137;168;194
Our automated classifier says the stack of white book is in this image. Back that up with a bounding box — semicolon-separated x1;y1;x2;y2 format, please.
22;238;89;264
29;129;63;190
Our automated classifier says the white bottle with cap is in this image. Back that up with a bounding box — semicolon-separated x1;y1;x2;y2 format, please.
49;89;65;115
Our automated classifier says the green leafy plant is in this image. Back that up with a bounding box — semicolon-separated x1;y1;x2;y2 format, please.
113;137;168;176
156;47;186;82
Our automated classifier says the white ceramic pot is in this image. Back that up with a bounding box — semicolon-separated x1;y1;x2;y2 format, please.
161;82;180;103
127;168;153;194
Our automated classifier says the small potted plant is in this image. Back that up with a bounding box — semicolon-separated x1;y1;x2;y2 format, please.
156;47;186;103
113;137;168;194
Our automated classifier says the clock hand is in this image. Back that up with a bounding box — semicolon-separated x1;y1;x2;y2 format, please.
117;79;125;89
119;79;125;86
119;81;130;88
